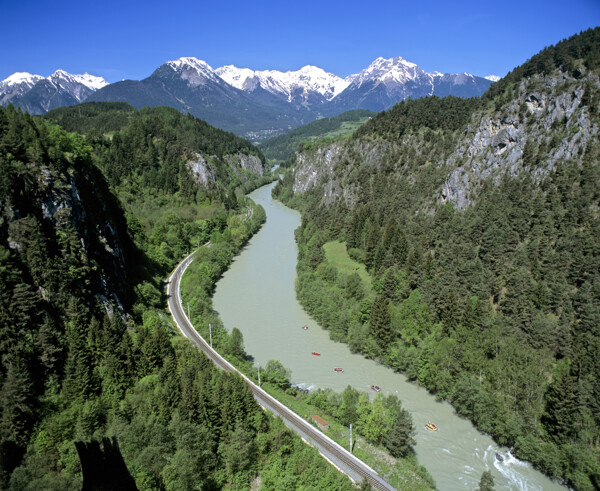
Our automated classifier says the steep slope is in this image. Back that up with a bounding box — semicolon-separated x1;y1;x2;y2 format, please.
0;72;44;105
0;103;360;490
86;57;311;142
331;56;492;113
274;27;600;488
44;103;268;198
0;106;142;484
2;70;108;114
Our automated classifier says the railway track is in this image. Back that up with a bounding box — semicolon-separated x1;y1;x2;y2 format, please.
167;252;395;491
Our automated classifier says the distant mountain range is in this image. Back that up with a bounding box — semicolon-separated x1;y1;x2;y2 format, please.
2;57;495;141
0;70;107;115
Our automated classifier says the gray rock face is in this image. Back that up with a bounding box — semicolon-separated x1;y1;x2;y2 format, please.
225;153;266;179
290;67;599;214
187;152;266;189
2;163;129;315
293;141;389;206
186;153;216;187
439;71;599;209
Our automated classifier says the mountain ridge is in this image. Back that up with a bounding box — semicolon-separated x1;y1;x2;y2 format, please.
0;69;107;114
3;56;494;141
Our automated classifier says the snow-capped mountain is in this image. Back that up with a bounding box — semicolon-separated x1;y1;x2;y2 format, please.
485;75;501;82
49;70;107;94
0;70;108;114
217;56;493;116
2;55;496;141
0;72;44;105
47;70;108;102
160;57;222;86
332;56;493;112
87;57;312;139
216;65;349;103
346;56;429;87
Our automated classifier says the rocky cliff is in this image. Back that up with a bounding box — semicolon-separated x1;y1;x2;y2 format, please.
440;71;599;209
0;112;138;315
289;67;599;213
187;152;267;188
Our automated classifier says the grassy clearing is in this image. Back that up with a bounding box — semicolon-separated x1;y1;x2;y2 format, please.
323;240;373;290
307;118;372;142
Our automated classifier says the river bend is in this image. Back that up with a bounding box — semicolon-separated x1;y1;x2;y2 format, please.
213;183;563;490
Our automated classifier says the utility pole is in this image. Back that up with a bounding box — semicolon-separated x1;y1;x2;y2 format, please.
257;364;261;386
350;424;353;454
209;323;213;348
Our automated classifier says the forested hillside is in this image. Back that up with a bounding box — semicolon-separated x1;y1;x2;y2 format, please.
258;109;375;164
0;105;357;489
274;28;600;489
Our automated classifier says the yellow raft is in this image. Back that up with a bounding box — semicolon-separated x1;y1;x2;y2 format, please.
425;423;438;431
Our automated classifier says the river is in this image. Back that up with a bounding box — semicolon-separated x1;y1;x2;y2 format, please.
213;182;564;490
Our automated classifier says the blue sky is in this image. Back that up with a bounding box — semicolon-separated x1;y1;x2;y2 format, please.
1;0;598;83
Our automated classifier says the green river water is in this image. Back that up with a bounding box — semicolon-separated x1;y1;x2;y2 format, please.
212;182;565;490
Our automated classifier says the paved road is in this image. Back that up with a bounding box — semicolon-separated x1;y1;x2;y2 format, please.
167;252;395;490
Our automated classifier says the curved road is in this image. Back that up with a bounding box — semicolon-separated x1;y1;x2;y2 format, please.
167;252;395;491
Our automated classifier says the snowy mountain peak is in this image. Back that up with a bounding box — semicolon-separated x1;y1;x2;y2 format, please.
485;75;501;82
168;56;215;73
49;70;108;91
215;65;257;90
163;57;219;86
1;70;107;106
348;56;427;86
74;73;109;91
215;64;349;101
375;56;418;69
1;72;44;87
50;69;69;78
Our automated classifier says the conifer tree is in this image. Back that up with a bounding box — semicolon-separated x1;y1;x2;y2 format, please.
542;369;579;443
370;295;392;348
384;409;415;457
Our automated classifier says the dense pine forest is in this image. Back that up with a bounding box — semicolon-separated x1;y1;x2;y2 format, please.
274;28;600;489
0;104;361;489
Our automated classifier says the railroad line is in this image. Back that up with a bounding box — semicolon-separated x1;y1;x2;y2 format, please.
167;252;394;490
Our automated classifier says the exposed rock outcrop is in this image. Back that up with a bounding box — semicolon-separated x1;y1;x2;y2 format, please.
1;160;133;315
187;152;267;188
290;68;599;212
186;153;216;187
439;71;598;209
225;153;265;179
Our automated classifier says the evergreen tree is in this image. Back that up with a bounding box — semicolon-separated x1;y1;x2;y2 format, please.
370;296;392;348
542;369;579;443
441;290;460;334
384;409;416;457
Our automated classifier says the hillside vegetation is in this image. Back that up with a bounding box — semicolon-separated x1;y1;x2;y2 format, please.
259;109;375;164
274;27;600;489
0;104;359;489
